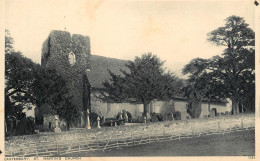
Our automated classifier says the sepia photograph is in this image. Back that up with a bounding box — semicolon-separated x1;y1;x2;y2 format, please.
2;0;258;159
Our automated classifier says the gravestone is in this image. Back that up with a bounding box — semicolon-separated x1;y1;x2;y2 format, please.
119;111;123;120
168;113;174;121
180;113;186;120
54;115;61;133
151;113;158;122
124;112;128;123
97;117;101;129
209;109;216;117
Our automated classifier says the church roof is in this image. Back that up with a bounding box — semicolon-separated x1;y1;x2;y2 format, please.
86;55;128;89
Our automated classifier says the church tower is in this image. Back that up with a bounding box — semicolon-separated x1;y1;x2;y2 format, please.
41;30;91;127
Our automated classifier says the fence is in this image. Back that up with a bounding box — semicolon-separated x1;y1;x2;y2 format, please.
5;114;255;157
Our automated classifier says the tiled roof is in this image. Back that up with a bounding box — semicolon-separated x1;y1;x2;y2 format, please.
86;55;128;89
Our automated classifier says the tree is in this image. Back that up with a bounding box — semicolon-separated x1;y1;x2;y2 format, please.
183;16;255;114
5;31;80;129
182;57;227;117
103;53;177;118
207;16;255;114
185;88;202;118
33;67;81;129
5;51;80;129
5;29;14;54
102;70;128;103
54;97;80;129
5;51;36;120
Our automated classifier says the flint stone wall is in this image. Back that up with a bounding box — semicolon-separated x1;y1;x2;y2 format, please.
41;30;91;127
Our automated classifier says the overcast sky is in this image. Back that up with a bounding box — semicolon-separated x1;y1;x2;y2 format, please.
5;0;255;78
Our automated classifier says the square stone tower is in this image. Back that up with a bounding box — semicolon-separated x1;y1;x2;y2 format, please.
41;30;91;127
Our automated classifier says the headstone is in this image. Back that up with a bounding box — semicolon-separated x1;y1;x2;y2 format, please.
115;122;117;127
97;117;101;129
86;109;91;129
151;113;158;122
119;111;123;120
180;113;186;120
168;113;174;121
124;112;128;123
54;115;61;132
209;109;216;117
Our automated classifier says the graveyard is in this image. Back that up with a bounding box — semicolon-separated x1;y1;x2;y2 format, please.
5;113;255;157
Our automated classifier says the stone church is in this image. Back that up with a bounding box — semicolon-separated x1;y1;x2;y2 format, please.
41;30;232;129
41;30;142;128
41;30;91;127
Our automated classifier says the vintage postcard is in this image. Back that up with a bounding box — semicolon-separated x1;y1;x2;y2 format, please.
1;0;259;160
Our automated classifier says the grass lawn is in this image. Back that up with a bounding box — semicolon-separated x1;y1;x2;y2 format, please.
64;129;255;157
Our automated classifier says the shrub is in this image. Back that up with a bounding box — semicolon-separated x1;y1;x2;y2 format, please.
15;117;35;136
186;91;202;118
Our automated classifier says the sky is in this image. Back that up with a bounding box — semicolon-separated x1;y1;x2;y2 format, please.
5;0;255;78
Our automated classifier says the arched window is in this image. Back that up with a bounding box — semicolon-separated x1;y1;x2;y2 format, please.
68;52;76;65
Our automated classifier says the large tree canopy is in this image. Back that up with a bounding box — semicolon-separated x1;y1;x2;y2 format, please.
5;51;37;120
5;31;80;128
5;31;36;120
103;53;178;118
183;16;255;114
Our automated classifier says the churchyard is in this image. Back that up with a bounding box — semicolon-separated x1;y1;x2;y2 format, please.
5;113;254;157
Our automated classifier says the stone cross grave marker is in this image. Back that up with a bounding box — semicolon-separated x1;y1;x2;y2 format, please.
97;117;101;129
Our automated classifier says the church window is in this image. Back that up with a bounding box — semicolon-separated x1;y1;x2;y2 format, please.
68;52;76;65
